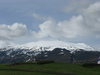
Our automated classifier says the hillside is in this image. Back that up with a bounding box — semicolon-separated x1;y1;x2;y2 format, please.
0;62;100;75
0;40;100;64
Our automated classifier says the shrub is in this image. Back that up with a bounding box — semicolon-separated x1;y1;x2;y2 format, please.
82;63;100;68
37;60;54;65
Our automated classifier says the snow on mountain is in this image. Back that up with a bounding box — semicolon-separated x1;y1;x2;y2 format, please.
3;40;99;52
0;40;100;64
22;40;97;51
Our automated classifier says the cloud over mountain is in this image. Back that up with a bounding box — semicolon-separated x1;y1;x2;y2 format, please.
1;1;100;42
0;23;28;40
0;0;100;48
32;2;100;39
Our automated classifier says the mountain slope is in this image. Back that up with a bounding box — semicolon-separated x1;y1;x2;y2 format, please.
0;40;100;64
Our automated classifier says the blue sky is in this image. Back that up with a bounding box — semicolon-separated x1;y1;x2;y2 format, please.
0;0;100;48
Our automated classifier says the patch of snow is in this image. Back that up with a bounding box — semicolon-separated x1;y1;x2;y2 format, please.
61;50;63;51
6;50;13;55
11;55;14;57
44;55;48;57
59;50;64;55
20;40;97;51
0;40;99;55
70;50;75;54
44;52;47;54
97;60;100;64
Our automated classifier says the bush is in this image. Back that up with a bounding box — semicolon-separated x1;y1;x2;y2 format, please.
37;60;54;65
82;63;100;68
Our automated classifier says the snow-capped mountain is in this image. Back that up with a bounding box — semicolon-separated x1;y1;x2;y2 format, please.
0;40;100;64
2;40;98;51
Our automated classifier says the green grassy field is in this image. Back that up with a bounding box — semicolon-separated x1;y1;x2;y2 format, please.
0;62;100;75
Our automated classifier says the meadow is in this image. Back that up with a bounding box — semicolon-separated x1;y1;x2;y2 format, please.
0;62;100;75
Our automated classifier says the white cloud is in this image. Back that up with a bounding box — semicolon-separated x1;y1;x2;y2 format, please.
0;1;100;48
32;15;86;38
32;13;45;20
63;0;96;13
0;23;28;40
32;13;52;21
32;20;57;38
32;2;100;39
0;41;15;48
0;23;31;48
82;2;100;36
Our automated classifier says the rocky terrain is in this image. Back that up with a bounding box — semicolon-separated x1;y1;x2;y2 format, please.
0;40;100;64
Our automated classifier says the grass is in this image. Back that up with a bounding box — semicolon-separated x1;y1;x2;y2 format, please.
0;70;56;75
0;62;100;75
